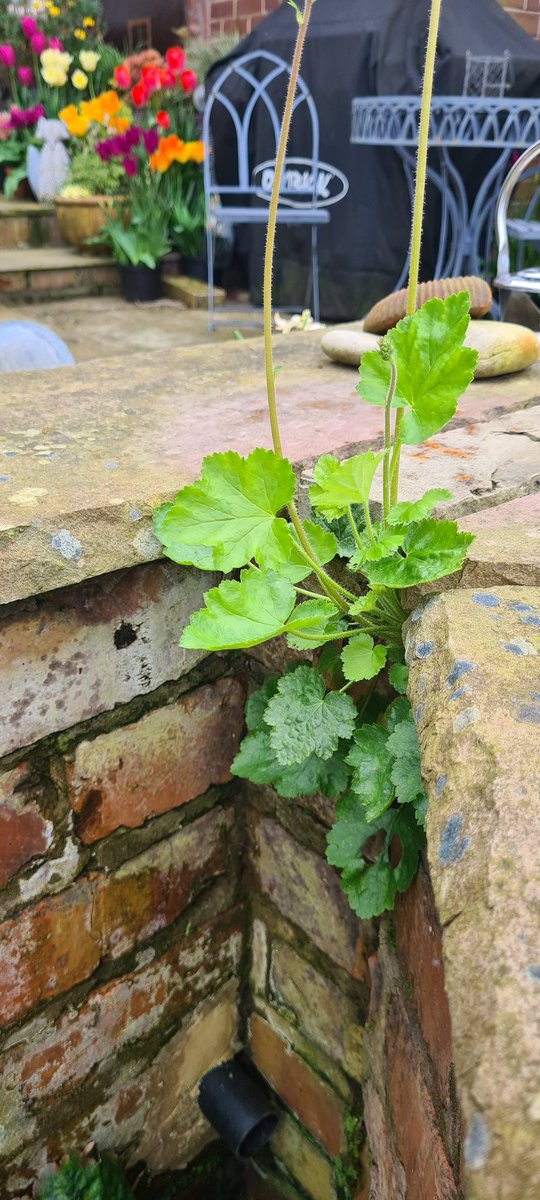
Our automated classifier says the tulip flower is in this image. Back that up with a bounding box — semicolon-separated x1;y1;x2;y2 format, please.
31;32;47;55
113;64;131;91
0;44;16;69
20;16;38;39
131;82;148;108
17;66;34;87
80;51;99;73
166;46;185;74
180;69;197;94
72;69;88;90
48;38;64;51
156;110;170;129
143;127;159;155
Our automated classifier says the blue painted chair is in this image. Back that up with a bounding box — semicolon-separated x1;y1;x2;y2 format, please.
494;140;540;315
202;50;330;330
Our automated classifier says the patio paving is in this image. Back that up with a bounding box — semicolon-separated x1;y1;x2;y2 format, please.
0;295;264;362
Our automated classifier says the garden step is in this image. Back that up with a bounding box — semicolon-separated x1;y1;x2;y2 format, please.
0;247;120;302
0;199;62;249
163;273;226;309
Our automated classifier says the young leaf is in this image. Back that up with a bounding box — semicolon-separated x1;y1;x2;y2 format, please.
309;451;385;519
349;591;380;616
341;635;387;682
232;728;350;799
285;598;343;649
388;662;409;694
326;792;388;869
264;664;356;766
386;488;452;526
387;719;425;806
346;725;394;820
385;695;412;733
312;507;365;559
158;449;296;572
180;568;296;650
357;294;478;443
341;858;399;919
365;519;474;588
391;807;425;891
245;677;279;732
349;527;404;569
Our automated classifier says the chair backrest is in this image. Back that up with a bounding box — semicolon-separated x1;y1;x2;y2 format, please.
463;50;512;98
202;50;321;209
495;140;540;276
127;17;152;52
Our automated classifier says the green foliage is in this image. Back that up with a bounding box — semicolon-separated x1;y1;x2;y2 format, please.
358;293;478;443
97;206;171;268
155;288;477;919
64;150;126;197
38;1153;133;1200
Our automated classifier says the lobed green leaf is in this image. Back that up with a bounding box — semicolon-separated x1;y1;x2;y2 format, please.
309;451;385;520
365;519;474;588
265;664;356;766
341;635;387;682
180;568;296;650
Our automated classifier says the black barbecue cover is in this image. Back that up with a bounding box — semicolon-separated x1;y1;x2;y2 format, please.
207;0;540;321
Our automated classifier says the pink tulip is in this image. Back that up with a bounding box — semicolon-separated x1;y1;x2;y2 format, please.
48;37;64;51
30;31;47;55
17;65;34;86
0;44;16;69
20;16;38;39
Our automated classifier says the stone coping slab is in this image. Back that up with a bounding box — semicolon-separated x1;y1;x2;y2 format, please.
0;333;539;605
405;587;540;1200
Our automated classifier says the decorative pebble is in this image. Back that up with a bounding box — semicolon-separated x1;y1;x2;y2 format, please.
320;326;379;366
321;319;539;378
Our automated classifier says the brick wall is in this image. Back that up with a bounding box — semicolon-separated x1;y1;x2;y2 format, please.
498;0;540;39
194;0;283;40
0;552;462;1198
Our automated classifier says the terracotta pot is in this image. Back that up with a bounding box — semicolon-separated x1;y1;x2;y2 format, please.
53;195;127;254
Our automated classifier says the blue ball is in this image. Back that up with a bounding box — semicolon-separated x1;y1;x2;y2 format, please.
0;320;74;372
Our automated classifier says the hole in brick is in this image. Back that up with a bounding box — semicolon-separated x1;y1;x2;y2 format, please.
114;622;138;650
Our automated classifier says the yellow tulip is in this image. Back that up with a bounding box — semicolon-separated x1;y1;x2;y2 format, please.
71;69;88;90
42;64;68;87
80;50;99;72
74;29;86;41
83;17;95;27
49;5;60;15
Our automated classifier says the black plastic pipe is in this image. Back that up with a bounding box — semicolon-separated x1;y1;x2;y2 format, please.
198;1054;277;1158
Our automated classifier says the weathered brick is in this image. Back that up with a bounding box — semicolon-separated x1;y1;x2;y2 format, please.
363;1082;405;1200
93;806;235;958
270;941;364;1080
66;677;245;842
0;561;218;756
244;1163;303;1200
386;994;458;1200
2;909;242;1112
249;1014;346;1158
272;1115;337;1200
249;814;368;980
395;865;453;1106
0;763;52;888
0;881;99;1026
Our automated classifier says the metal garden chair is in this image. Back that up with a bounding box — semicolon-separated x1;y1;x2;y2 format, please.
202;50;330;331
494;140;540;315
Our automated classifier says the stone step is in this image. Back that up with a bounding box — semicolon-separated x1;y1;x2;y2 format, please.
0;199;62;250
0;247;120;302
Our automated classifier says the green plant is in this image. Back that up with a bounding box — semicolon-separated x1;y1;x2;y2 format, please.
169;173;206;258
98;206;170;267
38;1152;133;1200
63;149;126;196
154;0;474;920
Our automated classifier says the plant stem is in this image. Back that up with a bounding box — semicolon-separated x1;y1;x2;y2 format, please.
263;0;313;459
392;0;443;505
347;506;364;552
362;502;376;548
383;357;397;521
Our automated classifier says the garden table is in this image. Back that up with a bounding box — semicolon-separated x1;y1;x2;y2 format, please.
350;95;540;288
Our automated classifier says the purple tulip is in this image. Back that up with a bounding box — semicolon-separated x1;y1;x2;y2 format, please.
0;44;16;69
143;127;159;155
17;66;34;87
96;141;112;162
30;32;47;56
29;104;44;124
123;155;138;177
20;16;38;39
8;107;24;129
124;126;142;149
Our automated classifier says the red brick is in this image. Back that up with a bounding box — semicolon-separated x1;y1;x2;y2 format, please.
386;995;458;1200
245;1163;300;1199
249;1014;346;1157
0;763;52;888
237;0;265;15
0;561;217;756
10;908;242;1104
363;1082;405;1200
395;865;453;1106
250;814;368;980
66;677;245;842
92;806;234;958
0;882;99;1026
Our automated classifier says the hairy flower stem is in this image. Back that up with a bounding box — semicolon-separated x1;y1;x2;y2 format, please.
391;0;443;504
383;357;397;520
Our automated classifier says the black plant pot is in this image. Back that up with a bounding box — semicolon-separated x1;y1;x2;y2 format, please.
121;263;162;303
182;254;208;283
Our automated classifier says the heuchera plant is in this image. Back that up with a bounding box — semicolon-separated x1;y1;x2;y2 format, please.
154;0;475;920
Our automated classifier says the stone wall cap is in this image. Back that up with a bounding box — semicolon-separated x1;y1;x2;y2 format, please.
1;334;539;606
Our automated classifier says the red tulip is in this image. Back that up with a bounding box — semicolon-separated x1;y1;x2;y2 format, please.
131;82;148;108
113;64;131;91
156;110;170;129
141;65;161;92
180;69;197;94
166;45;185;74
